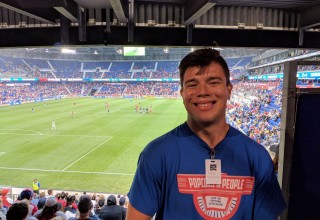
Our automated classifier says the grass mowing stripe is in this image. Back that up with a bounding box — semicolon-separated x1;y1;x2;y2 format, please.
62;136;113;171
0;98;186;194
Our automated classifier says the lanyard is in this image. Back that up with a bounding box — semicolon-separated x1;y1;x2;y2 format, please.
210;148;215;159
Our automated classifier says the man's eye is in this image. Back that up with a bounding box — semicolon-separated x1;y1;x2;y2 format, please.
186;84;196;88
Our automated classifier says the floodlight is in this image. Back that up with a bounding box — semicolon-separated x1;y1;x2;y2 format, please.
61;48;76;54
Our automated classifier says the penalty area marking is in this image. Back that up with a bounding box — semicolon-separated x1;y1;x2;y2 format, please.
62;136;113;171
0;166;134;176
0;129;42;135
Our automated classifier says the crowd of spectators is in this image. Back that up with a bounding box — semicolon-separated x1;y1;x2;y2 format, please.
84;72;103;79
251;63;320;76
151;71;179;78
227;81;282;148
132;71;151;78
104;71;131;79
0;83;69;104
0;188;127;220
97;83;127;96
152;82;179;96
0;82;182;104
0;57;249;80
124;82;154;96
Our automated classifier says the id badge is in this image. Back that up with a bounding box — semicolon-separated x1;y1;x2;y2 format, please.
205;159;221;184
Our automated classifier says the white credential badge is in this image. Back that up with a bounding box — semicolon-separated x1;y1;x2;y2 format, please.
205;159;222;185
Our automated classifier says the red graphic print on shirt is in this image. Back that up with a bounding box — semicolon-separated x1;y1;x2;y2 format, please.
177;174;254;220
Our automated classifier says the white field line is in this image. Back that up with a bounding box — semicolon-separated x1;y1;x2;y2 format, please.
0;129;42;135
62;136;113;171
0;132;110;138
0;166;134;176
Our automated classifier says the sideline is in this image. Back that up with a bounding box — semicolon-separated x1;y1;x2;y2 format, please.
0;166;134;176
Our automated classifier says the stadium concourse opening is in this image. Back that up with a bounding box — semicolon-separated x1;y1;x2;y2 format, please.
0;45;320;211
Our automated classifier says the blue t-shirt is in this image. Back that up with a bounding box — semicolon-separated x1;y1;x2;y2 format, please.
128;123;286;220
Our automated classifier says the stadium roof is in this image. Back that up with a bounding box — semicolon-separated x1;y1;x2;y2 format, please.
0;0;320;48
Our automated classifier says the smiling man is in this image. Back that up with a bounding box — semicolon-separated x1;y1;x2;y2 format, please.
127;48;286;220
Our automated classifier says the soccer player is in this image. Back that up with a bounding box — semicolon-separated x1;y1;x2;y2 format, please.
106;102;110;115
52;120;56;130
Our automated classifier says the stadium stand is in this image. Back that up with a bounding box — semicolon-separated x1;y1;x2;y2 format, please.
0;55;284;151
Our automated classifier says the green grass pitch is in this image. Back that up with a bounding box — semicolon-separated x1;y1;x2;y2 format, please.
0;97;186;195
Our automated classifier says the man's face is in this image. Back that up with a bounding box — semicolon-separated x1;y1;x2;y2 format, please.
180;62;232;127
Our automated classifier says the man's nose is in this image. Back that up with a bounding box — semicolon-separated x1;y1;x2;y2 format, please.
197;84;210;96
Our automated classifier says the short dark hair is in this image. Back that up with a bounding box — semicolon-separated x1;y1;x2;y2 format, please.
7;202;29;220
78;195;93;213
37;205;58;220
179;48;231;87
60;191;66;199
119;197;126;206
98;198;105;207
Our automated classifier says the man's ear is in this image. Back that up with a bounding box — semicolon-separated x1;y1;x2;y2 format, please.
227;84;233;100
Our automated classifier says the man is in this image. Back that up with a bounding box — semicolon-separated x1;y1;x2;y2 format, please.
106;102;110;115
6;202;29;220
127;48;286;220
52;120;56;130
19;189;38;216
33;197;67;219
37;192;46;210
119;196;127;214
30;193;39;208
69;194;100;220
0;188;11;209
0;197;7;217
32;179;40;195
99;195;126;220
46;189;55;199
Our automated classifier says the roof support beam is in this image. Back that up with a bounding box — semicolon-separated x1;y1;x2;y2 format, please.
104;8;111;45
78;6;86;42
54;7;78;23
186;24;193;45
54;0;79;23
298;3;320;46
299;28;305;46
110;0;127;23
0;2;55;24
128;0;134;43
1;0;78;23
299;3;320;29
184;0;215;26
60;15;70;43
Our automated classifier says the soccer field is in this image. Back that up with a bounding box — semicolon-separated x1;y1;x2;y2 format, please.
0;97;186;194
